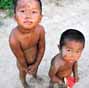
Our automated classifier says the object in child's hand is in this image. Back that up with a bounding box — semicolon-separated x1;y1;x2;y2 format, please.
65;77;76;88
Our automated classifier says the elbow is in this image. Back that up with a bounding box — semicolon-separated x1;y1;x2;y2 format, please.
49;71;54;81
48;70;52;78
49;71;58;83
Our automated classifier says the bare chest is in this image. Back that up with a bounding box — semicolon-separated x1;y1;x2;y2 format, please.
57;64;73;78
17;32;39;50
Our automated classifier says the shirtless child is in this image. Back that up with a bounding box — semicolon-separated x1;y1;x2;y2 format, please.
9;0;45;88
49;29;85;88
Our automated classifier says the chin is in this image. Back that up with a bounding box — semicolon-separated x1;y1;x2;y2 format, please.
22;26;33;30
69;61;74;63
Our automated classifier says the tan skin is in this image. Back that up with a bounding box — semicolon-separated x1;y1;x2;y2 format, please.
9;0;45;88
49;40;84;88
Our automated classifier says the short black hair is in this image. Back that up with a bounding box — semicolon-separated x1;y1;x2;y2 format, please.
59;29;85;50
13;0;42;14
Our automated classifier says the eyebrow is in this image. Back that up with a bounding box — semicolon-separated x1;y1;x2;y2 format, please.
17;6;39;10
16;6;25;9
66;47;83;51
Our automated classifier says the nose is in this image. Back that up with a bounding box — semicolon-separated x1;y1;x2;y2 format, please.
70;53;79;60
69;53;75;58
25;14;30;19
25;12;32;19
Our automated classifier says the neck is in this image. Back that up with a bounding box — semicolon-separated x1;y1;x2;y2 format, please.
18;26;35;33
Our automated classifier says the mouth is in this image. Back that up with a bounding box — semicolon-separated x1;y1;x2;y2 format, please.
24;21;33;24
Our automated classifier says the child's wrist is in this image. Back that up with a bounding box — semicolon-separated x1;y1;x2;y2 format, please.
35;63;39;67
75;76;79;82
58;80;63;84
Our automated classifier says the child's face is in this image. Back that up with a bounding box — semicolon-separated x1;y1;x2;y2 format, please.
15;0;42;30
61;40;84;63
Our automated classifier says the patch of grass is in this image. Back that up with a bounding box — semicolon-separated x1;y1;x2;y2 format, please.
6;9;14;17
0;0;14;17
0;0;13;9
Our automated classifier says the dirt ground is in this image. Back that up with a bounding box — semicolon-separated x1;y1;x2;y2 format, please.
0;0;89;88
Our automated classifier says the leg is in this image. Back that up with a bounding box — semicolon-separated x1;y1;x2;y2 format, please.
56;78;67;88
17;63;29;88
32;69;43;81
48;80;54;88
32;68;37;78
19;70;29;88
58;83;67;88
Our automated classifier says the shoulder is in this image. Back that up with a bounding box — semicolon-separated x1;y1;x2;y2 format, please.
51;54;60;63
37;25;45;35
51;54;63;67
9;27;19;47
9;26;18;38
36;25;45;40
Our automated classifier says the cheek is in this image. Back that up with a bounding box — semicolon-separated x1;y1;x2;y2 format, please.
62;49;68;57
16;12;25;19
32;14;41;20
15;14;24;23
76;54;81;60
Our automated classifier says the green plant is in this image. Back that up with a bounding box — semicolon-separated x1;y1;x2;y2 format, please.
0;0;14;17
0;0;13;9
6;9;14;17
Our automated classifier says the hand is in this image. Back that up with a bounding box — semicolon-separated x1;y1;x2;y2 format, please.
75;76;79;82
27;64;38;75
58;80;64;84
51;76;63;84
20;65;28;73
22;67;28;73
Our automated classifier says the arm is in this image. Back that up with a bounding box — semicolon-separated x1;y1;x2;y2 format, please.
9;33;28;72
72;61;79;82
34;28;45;67
49;58;63;84
27;27;45;74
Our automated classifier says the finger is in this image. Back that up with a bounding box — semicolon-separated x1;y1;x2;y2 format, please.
28;70;33;73
28;66;32;70
28;71;32;74
28;71;34;75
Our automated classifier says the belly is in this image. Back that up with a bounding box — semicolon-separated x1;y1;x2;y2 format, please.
24;46;37;65
56;69;72;78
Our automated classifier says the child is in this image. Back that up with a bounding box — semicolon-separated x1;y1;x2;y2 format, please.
9;0;45;88
49;29;85;88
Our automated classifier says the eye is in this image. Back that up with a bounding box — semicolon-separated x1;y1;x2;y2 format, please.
32;11;37;14
20;10;25;13
66;49;71;52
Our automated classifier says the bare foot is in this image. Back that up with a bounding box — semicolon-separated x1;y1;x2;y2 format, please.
34;76;44;84
58;83;67;88
48;84;54;88
48;81;54;88
21;81;29;88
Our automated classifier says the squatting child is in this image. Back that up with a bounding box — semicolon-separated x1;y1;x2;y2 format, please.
49;29;85;88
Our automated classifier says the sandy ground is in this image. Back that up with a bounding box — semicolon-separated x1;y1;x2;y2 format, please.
0;0;89;88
